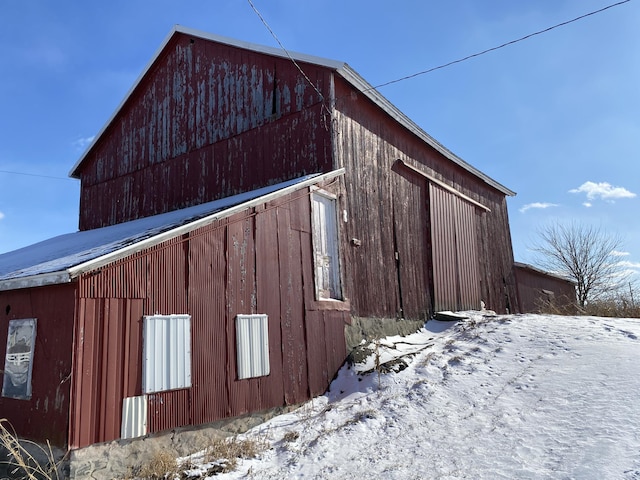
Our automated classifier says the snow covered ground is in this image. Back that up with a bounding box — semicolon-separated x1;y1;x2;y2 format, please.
185;312;640;479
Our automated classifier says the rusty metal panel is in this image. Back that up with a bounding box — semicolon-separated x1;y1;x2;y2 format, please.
147;388;191;433
70;297;143;449
226;212;260;417
455;200;481;310
189;223;230;424
77;33;333;230
430;182;482;312
430;183;459;312
0;284;75;448
255;204;286;408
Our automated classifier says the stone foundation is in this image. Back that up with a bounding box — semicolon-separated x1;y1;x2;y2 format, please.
344;316;425;351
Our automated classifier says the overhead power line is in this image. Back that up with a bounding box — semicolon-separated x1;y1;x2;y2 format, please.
370;0;632;91
0;169;74;181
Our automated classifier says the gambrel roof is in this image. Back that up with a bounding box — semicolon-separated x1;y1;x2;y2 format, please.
0;170;343;291
69;25;514;197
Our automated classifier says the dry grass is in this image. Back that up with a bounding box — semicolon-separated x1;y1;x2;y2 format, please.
202;436;267;471
0;419;64;480
133;450;179;479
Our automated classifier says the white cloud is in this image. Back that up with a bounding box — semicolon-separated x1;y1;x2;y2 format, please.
616;260;640;270
519;202;558;213
72;135;96;151
569;181;636;202
583;202;592;208
611;250;630;257
0;211;4;220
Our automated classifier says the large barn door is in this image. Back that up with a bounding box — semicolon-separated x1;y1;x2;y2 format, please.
429;183;481;312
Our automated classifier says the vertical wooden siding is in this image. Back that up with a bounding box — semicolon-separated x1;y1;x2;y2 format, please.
333;75;517;315
71;192;348;448
77;34;333;230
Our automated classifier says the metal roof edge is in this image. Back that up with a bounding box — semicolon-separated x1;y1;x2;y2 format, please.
68;26;346;179
336;65;516;197
0;272;71;292
67;168;345;278
514;261;576;284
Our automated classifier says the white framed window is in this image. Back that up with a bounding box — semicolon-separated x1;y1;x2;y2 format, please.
311;190;343;300
236;314;270;379
142;314;192;394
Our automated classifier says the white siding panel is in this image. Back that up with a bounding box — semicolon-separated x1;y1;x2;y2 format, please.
143;314;192;393
236;314;270;379
121;395;147;439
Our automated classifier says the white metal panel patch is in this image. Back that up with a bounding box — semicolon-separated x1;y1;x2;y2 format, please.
121;395;148;439
142;314;192;393
236;314;270;379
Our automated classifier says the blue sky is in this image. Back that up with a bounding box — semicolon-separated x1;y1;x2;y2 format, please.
1;1;639;278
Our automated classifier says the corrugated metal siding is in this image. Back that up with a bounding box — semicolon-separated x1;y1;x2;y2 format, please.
236;314;270;379
189;223;230;424
0;284;75;448
121;395;147;439
77;34;333;230
147;388;191;433
142;314;192;393
430;183;482;312
454;197;481;309
430;183;459;312
71;192;348;447
70;297;143;448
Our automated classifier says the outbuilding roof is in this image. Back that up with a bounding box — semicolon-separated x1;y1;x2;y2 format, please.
68;25;515;197
0;170;343;291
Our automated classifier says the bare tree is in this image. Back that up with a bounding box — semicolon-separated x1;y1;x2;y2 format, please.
531;222;628;308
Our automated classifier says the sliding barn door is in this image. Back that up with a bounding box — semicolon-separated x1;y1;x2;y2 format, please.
429;183;481;312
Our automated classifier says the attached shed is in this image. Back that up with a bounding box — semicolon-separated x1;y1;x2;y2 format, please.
0;172;348;449
514;262;577;314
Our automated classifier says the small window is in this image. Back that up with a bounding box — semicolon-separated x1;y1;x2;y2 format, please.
311;191;342;300
2;318;37;400
142;314;191;394
236;314;270;379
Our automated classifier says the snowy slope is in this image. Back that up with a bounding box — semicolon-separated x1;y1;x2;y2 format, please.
189;312;640;479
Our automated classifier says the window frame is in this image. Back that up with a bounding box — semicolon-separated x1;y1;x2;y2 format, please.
310;188;343;301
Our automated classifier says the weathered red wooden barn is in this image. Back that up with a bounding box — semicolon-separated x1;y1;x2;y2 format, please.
0;26;518;451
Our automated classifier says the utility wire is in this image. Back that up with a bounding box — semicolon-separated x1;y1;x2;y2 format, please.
247;0;327;106
3;1;630;181
368;0;631;91
0;169;74;181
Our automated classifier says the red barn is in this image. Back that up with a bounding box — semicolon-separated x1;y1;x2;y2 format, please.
0;26;518;454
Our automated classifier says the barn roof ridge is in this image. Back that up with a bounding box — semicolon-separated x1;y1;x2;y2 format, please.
68;25;514;196
0;169;344;291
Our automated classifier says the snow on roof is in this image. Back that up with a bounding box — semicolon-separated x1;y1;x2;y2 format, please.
68;26;514;197
0;170;343;291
